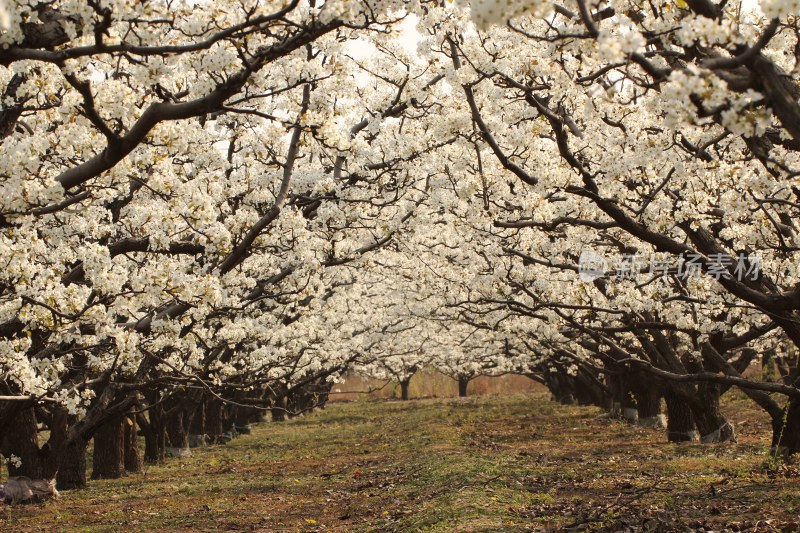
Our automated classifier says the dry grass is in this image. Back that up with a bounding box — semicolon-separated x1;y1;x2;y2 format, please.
2;392;799;532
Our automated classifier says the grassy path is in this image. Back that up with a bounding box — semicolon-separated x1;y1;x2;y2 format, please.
2;393;799;532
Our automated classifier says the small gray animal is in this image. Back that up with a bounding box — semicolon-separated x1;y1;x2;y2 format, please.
1;477;59;505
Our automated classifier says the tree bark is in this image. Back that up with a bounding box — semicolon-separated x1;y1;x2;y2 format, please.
56;437;88;489
124;413;142;473
400;378;411;401
607;371;630;419
617;375;638;424
138;409;165;464
189;395;208;447
634;384;664;428
1;406;46;479
693;382;735;443
686;348;736;443
773;397;800;456
553;373;576;405
665;391;697;442
271;396;287;422
92;415;125;479
457;375;470;398
233;394;255;434
572;370;609;407
166;410;189;449
190;396;206;434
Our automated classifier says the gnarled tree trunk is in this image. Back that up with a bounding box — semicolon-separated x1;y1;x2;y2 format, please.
166;409;190;456
138;409;165;464
693;382;735;443
665;391;697;442
773;397;800;457
634;383;664;428
1;406;46;479
92;415;125;479
57;436;88;489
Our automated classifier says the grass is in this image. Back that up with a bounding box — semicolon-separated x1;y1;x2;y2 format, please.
2;392;800;532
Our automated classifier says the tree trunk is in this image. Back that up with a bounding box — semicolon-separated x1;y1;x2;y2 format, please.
138;410;165;464
400;378;411;401
165;405;193;457
543;373;564;404
189;396;208;447
619;380;638;424
92;415;125;479
0;393;23;439
693;382;735;443
635;386;664;428
1;406;45;479
572;370;608;407
233;396;254;435
166;411;189;448
762;349;779;382
665;391;697;442
607;371;630;419
57;437;88;489
271;396;287;422
222;407;234;435
207;398;227;440
144;428;166;464
685;348;735;443
190;396;206;434
554;374;575;405
234;401;254;427
124;413;142;473
772;397;800;457
457;376;470;398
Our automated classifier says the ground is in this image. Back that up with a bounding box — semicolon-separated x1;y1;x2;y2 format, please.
2;392;800;532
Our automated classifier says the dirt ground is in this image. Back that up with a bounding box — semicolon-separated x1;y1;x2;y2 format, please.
2;392;799;532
